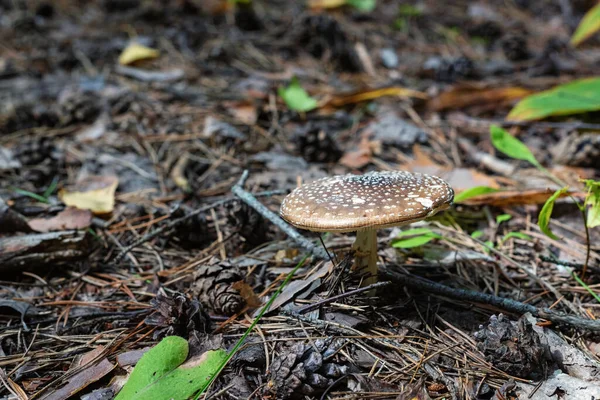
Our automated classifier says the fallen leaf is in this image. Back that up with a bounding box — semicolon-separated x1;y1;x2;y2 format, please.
40;357;115;400
231;281;262;309
59;176;119;214
118;43;160;66
507;77;600;121
459;188;583;207
28;207;93;233
428;86;531;111
114;336;226;400
327;86;427;108
60;176;118;213
223;101;257;125
258;262;332;315
571;2;600;46
339;136;374;169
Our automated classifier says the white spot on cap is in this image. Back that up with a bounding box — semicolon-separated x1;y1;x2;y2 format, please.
352;197;365;204
415;198;433;208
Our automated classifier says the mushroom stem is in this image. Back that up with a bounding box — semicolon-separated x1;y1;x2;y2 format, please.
352;229;378;287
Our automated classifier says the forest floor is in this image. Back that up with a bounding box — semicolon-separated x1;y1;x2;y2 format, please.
2;0;600;399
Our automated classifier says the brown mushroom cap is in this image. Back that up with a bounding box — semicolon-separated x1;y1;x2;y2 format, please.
280;171;454;232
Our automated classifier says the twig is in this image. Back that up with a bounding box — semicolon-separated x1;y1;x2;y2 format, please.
233;170;600;332
297;281;392;314
231;170;328;260
539;255;600;274
382;269;600;332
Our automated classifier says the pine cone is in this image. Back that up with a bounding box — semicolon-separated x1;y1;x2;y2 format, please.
57;92;102;125
14;136;56;166
193;261;245;316
171;207;217;249
144;293;210;340
227;201;270;247
264;339;347;399
13;136;63;185
474;314;546;378
297;128;342;164
298;15;361;72
501;34;530;61
428;56;475;83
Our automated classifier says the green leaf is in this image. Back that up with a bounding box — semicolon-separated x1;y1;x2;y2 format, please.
501;232;532;242
490;125;540;166
115;336;227;400
392;228;441;248
538;186;569;240
278;77;317;112
584;179;600;228
470;230;484;239
454;186;500;203
346;0;376;12
398;4;421;16
507;77;600;121
496;214;512;224
571;3;600;46
395;227;435;237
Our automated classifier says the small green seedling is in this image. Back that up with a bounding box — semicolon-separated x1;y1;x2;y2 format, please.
496;214;512;224
115;336;226;400
346;0;376;11
392;228;442;249
278;77;317;112
583;179;600;228
454;186;500;203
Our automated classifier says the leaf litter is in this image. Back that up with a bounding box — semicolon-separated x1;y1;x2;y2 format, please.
1;1;600;399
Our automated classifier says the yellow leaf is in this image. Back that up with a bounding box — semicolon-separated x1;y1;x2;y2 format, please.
118;43;160;66
307;0;346;8
571;2;600;46
328;87;427;107
59;176;119;214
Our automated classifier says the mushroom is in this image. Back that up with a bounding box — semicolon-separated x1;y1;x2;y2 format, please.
280;171;454;286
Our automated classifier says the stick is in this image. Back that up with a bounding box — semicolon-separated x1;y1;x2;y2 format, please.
382;269;600;332
231;170;328;260
231;170;600;332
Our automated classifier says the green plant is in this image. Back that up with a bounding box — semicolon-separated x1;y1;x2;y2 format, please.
346;0;376;12
571;2;600;46
115;336;226;400
392;228;442;248
278;77;318;112
489;125;593;274
507;77;600;121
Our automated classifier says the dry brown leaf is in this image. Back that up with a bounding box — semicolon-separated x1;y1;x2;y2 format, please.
224;101;258;125
28;207;93;233
307;0;346;10
231;281;262;309
340;136;373;169
39;351;114;400
460;188;585;207
327;87;427;108
428;86;532;111
59;176;119;214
